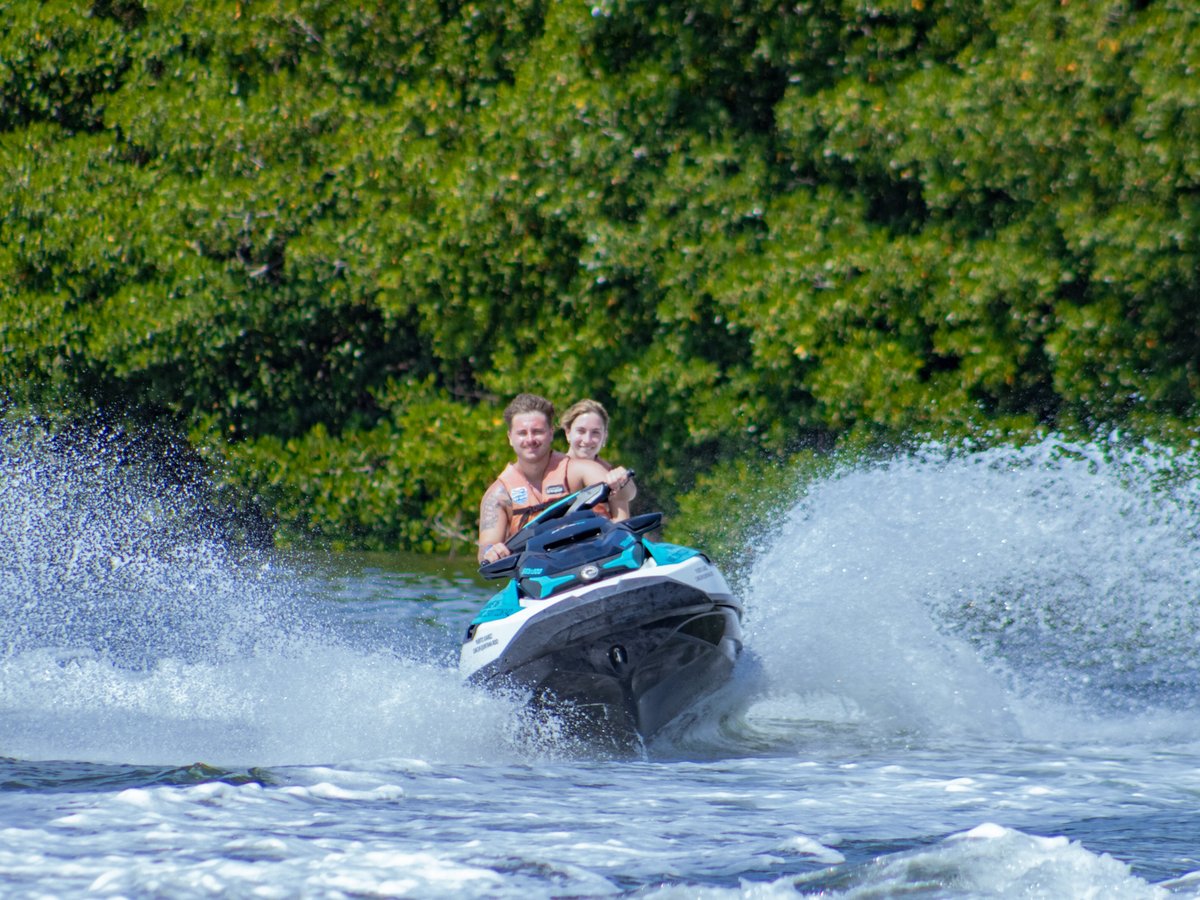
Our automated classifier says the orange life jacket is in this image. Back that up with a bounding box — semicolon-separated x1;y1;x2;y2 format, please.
498;452;573;538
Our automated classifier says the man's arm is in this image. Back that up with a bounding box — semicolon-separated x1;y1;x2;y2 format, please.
478;480;513;563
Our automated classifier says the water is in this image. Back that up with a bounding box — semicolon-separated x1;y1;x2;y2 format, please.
3;429;1200;897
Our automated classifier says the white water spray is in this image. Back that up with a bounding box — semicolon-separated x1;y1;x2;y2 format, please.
739;437;1200;745
0;425;524;767
8;425;1200;765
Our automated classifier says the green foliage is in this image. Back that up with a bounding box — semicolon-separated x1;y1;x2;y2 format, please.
205;376;502;552
0;4;132;132
765;0;1200;437
2;0;1198;552
667;448;834;569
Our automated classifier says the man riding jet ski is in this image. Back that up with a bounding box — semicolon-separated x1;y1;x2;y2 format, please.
460;480;743;746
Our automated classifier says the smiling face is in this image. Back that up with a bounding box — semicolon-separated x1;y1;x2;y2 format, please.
565;412;607;461
508;411;553;466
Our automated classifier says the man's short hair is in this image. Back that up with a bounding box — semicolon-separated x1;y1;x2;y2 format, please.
503;393;556;431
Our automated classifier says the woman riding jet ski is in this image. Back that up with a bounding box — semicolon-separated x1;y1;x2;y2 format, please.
460;480;743;745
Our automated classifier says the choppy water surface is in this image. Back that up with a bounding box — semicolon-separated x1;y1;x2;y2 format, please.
3;428;1200;897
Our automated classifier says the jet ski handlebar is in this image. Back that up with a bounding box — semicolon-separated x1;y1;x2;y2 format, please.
477;470;637;578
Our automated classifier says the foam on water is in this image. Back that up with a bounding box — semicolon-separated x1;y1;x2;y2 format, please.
640;823;1170;898
790;823;1170;899
0;643;522;765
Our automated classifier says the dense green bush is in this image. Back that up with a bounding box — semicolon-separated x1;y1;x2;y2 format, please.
2;0;1197;550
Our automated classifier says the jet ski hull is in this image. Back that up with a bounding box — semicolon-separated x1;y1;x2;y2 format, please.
462;554;743;744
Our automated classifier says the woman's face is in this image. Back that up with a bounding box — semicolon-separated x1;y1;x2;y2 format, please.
566;412;607;460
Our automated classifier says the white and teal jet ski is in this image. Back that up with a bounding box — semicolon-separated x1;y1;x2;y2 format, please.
460;480;743;744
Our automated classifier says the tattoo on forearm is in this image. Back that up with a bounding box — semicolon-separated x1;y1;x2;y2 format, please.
479;484;510;531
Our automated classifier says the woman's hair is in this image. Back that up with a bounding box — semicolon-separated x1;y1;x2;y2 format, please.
560;398;609;432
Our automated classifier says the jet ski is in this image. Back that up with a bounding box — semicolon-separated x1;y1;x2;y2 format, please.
460;479;743;746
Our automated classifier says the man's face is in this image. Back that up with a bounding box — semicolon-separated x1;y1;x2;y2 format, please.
508;412;552;465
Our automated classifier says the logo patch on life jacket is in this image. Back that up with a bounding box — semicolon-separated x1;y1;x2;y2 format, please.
510;486;529;504
545;485;566;495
